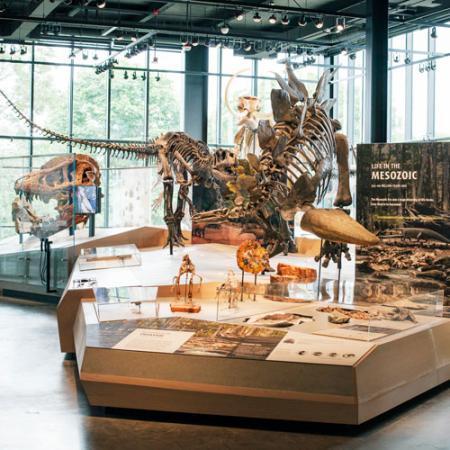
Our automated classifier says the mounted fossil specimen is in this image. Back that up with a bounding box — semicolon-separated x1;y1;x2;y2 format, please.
12;154;101;239
0;87;236;253
171;254;203;313
194;64;379;260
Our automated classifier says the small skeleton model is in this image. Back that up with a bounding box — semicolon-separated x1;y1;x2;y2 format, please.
171;254;203;313
194;65;380;263
216;269;239;309
12;154;101;239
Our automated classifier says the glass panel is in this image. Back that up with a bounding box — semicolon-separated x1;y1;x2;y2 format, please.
150;49;184;71
336;54;348;135
32;139;69;155
110;69;146;141
34;64;70;133
207;75;219;145
390;66;406;141
353;51;364;144
73;67;108;138
148;72;183;137
221;48;253;74
412;65;428;140
34;45;71;63
0;61;31;137
435;25;450;138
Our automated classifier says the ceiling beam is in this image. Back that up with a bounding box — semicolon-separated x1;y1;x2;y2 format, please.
0;13;330;47
9;0;62;40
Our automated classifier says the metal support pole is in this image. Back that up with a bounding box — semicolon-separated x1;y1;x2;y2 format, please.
365;0;389;143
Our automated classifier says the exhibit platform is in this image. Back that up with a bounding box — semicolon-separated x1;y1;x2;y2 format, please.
56;234;449;425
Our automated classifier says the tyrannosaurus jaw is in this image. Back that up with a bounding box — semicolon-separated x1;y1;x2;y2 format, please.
300;208;380;246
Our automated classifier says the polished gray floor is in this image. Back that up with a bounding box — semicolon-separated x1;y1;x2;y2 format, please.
0;299;449;450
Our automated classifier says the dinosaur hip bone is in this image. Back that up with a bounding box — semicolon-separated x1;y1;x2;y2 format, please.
300;209;380;246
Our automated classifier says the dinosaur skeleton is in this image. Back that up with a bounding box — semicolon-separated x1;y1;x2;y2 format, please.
193;65;379;257
12;154;101;239
0;89;235;251
1;65;378;256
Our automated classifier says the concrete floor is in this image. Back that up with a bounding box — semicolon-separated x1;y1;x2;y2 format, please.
0;299;449;450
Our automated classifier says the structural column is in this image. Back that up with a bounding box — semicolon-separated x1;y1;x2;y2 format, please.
184;46;208;141
365;0;389;143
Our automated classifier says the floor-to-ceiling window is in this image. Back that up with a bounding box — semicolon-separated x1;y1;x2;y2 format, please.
0;43;185;237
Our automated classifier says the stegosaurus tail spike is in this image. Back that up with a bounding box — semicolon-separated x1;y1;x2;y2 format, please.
0;88;159;159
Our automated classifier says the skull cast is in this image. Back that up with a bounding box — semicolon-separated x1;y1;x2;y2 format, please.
12;154;101;239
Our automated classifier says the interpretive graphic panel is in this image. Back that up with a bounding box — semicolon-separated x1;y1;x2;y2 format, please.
356;142;449;302
114;329;194;353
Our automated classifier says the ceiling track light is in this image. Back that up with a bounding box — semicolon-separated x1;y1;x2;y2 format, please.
183;42;192;52
243;40;252;52
268;13;277;24
220;23;230;34
314;17;324;29
281;15;290;25
336;17;345;32
192;36;199;46
431;26;437;39
96;0;106;8
253;12;262;23
298;15;307;27
236;11;244;21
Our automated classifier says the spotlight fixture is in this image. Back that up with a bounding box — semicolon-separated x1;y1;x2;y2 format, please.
131;33;138;42
243;41;252;52
393;53;400;63
20;46;27;55
9;45;16;56
431;27;437;39
155;73;161;82
96;0;106;8
281;15;290;25
268;14;277;24
182;42;192;52
82;49;89;60
93;52;99;61
349;53;356;60
69;49;76;59
419;64;424;73
192;36;199;46
220;23;230;34
141;72;146;81
152;55;158;63
314;17;324;29
124;70;129;80
296;46;303;55
110;70;114;79
0;45;5;54
181;36;189;45
236;11;244;21
341;48;348;56
298;15;307;27
253;12;262;23
132;71;137;80
404;54;411;64
0;1;6;13
336;17;345;32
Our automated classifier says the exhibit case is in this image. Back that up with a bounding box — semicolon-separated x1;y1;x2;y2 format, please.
0;152;168;297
